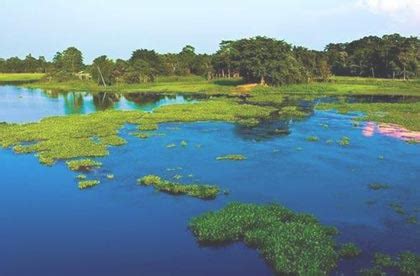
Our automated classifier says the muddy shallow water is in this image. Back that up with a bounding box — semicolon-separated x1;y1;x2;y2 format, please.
0;85;419;275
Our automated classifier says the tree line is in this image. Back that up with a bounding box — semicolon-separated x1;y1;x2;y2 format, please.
0;34;418;85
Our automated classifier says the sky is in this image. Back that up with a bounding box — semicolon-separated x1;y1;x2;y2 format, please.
1;0;419;62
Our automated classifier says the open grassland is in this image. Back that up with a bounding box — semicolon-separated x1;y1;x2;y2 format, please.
255;77;420;96
23;76;242;95
1;73;416;96
0;73;45;83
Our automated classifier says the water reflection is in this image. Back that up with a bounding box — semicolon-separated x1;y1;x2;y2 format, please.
0;86;199;123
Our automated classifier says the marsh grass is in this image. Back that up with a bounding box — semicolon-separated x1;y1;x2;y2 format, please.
189;203;339;274
0;73;45;83
138;175;219;199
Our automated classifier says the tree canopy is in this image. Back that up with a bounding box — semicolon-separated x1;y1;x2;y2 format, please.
0;34;418;85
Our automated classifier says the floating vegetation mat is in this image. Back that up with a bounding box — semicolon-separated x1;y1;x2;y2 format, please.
189;202;340;274
0;99;275;167
138;175;219;200
216;154;247;161
66;159;102;171
78;180;100;190
360;251;420;275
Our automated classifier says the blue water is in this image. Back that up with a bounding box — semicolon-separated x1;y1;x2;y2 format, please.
0;85;197;123
0;86;419;275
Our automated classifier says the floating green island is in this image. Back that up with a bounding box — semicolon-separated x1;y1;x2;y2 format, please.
189;202;341;274
138;175;219;200
78;180;100;190
216;154;247;161
66;159;102;171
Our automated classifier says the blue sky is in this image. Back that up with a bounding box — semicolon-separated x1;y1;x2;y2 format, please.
1;0;419;61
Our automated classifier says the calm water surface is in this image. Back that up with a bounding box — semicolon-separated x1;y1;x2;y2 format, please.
0;85;197;123
0;85;419;275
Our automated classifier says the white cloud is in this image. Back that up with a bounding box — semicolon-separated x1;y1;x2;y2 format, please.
357;0;420;25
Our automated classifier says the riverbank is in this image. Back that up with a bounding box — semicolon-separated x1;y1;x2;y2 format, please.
2;73;418;97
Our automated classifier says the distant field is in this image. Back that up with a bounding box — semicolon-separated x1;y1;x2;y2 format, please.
253;76;420;96
0;73;45;83
1;73;418;96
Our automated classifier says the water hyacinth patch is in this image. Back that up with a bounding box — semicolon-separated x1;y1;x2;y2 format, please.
306;136;319;142
361;251;420;275
106;174;114;180
66;159;102;171
0;99;275;167
368;183;390;191
78;180;100;190
339;136;350;146
339;243;362;258
189;203;339;275
216;154;247;161
138;175;219;200
76;174;87;180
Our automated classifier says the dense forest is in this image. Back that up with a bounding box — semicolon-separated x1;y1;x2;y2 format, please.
0;34;418;85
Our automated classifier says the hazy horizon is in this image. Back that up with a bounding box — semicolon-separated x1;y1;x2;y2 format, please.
1;0;419;62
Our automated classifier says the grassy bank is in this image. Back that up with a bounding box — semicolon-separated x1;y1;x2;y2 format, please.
317;101;420;131
0;73;45;84
0;73;417;96
255;77;420;96
22;76;242;95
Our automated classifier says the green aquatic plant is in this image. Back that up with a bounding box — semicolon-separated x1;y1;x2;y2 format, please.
216;154;247;161
374;253;395;268
389;202;405;215
339;136;350;146
364;251;420;275
398;251;420;275
66;159;102;171
368;183;390;191
406;216;418;225
138;123;158;131
359;266;385;276
189;203;339;275
306;136;319;142
76;174;87;180
106;174;114;180
0;99;275;167
180;140;188;147
135;133;149;139
78;180;100;190
326;139;334;144
166;143;176;148
138;175;219;200
339;243;362;258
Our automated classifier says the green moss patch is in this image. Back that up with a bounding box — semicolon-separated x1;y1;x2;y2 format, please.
189;202;339;274
306;136;320;142
138;175;219;200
